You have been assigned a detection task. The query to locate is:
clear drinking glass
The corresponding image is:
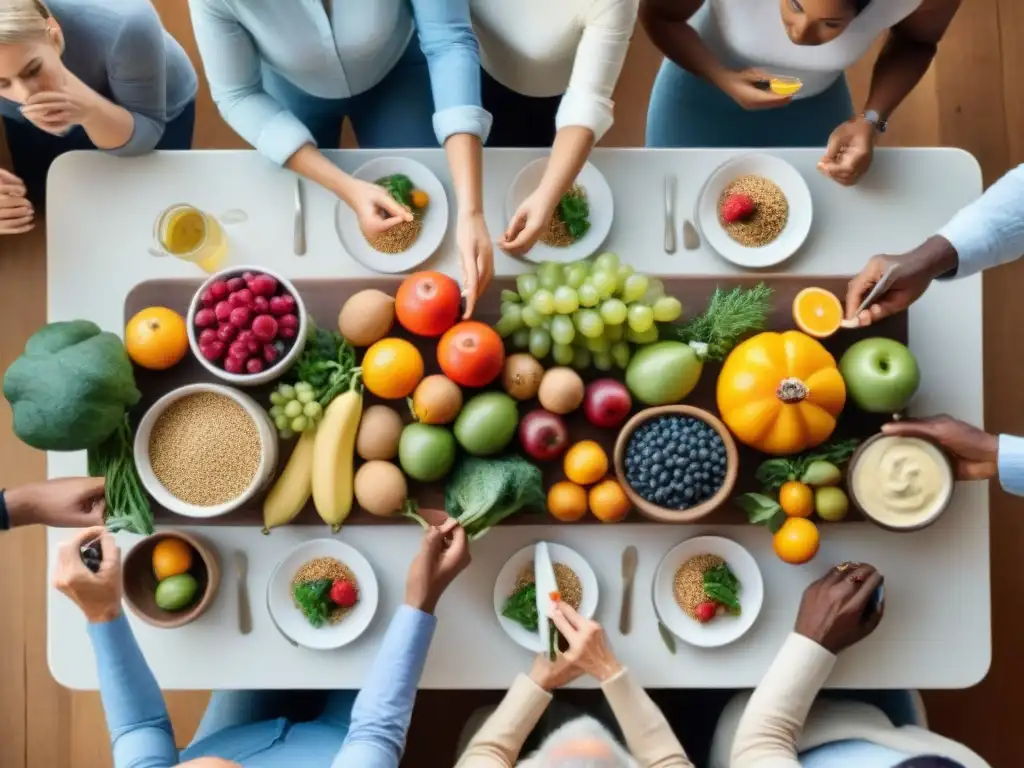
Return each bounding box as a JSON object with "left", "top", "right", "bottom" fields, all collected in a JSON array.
[{"left": 152, "top": 204, "right": 229, "bottom": 273}]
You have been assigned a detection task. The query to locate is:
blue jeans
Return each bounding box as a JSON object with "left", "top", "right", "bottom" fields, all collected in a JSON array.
[
  {"left": 189, "top": 690, "right": 358, "bottom": 746},
  {"left": 263, "top": 36, "right": 437, "bottom": 149},
  {"left": 645, "top": 60, "right": 854, "bottom": 148}
]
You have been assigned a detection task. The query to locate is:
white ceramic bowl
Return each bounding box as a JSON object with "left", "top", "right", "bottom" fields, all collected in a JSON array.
[
  {"left": 334, "top": 157, "right": 449, "bottom": 273},
  {"left": 267, "top": 539, "right": 379, "bottom": 651},
  {"left": 186, "top": 265, "right": 308, "bottom": 387},
  {"left": 505, "top": 158, "right": 613, "bottom": 263},
  {"left": 695, "top": 153, "right": 812, "bottom": 269},
  {"left": 653, "top": 536, "right": 764, "bottom": 648},
  {"left": 493, "top": 542, "right": 599, "bottom": 654},
  {"left": 134, "top": 383, "right": 279, "bottom": 519}
]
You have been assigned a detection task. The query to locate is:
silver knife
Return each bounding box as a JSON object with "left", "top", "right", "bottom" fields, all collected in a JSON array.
[
  {"left": 235, "top": 550, "right": 253, "bottom": 635},
  {"left": 841, "top": 264, "right": 899, "bottom": 328},
  {"left": 619, "top": 546, "right": 637, "bottom": 635},
  {"left": 534, "top": 542, "right": 559, "bottom": 659},
  {"left": 653, "top": 579, "right": 676, "bottom": 654},
  {"left": 293, "top": 178, "right": 306, "bottom": 256},
  {"left": 664, "top": 174, "right": 677, "bottom": 253}
]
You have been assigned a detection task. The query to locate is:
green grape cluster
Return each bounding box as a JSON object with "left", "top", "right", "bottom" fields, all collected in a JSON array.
[
  {"left": 269, "top": 381, "right": 324, "bottom": 439},
  {"left": 494, "top": 255, "right": 683, "bottom": 371}
]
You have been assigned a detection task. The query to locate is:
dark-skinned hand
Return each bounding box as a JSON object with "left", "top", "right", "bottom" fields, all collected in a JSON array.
[
  {"left": 794, "top": 562, "right": 884, "bottom": 654},
  {"left": 883, "top": 416, "right": 998, "bottom": 481}
]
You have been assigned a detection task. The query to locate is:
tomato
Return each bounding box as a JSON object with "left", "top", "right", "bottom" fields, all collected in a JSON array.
[
  {"left": 437, "top": 321, "right": 505, "bottom": 388},
  {"left": 394, "top": 271, "right": 461, "bottom": 337}
]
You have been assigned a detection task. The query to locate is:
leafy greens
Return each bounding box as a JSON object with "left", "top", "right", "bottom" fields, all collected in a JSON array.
[
  {"left": 444, "top": 455, "right": 545, "bottom": 539},
  {"left": 558, "top": 185, "right": 591, "bottom": 241},
  {"left": 293, "top": 579, "right": 334, "bottom": 628},
  {"left": 703, "top": 563, "right": 741, "bottom": 614},
  {"left": 376, "top": 174, "right": 415, "bottom": 208},
  {"left": 754, "top": 439, "right": 859, "bottom": 491},
  {"left": 661, "top": 283, "right": 774, "bottom": 361},
  {"left": 501, "top": 582, "right": 539, "bottom": 631},
  {"left": 292, "top": 327, "right": 358, "bottom": 408}
]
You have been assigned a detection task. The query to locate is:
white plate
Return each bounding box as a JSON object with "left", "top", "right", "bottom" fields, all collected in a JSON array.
[
  {"left": 505, "top": 159, "right": 613, "bottom": 263},
  {"left": 493, "top": 542, "right": 599, "bottom": 654},
  {"left": 695, "top": 153, "right": 812, "bottom": 269},
  {"left": 335, "top": 157, "right": 449, "bottom": 274},
  {"left": 653, "top": 536, "right": 763, "bottom": 648},
  {"left": 267, "top": 539, "right": 379, "bottom": 651}
]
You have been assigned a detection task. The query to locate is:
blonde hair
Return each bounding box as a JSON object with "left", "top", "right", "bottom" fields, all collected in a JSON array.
[{"left": 0, "top": 0, "right": 53, "bottom": 44}]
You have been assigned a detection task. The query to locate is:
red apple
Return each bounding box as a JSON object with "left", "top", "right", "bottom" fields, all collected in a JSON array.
[
  {"left": 584, "top": 379, "right": 632, "bottom": 428},
  {"left": 518, "top": 410, "right": 569, "bottom": 461}
]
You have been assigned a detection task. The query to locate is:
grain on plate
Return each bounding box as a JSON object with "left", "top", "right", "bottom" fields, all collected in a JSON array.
[
  {"left": 149, "top": 392, "right": 261, "bottom": 506},
  {"left": 368, "top": 219, "right": 422, "bottom": 254},
  {"left": 674, "top": 553, "right": 724, "bottom": 620},
  {"left": 516, "top": 562, "right": 582, "bottom": 610},
  {"left": 292, "top": 557, "right": 360, "bottom": 624},
  {"left": 718, "top": 175, "right": 788, "bottom": 247}
]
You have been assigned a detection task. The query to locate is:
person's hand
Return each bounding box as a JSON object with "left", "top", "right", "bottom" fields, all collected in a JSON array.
[
  {"left": 882, "top": 416, "right": 998, "bottom": 481},
  {"left": 19, "top": 74, "right": 97, "bottom": 136},
  {"left": 4, "top": 477, "right": 105, "bottom": 529},
  {"left": 528, "top": 650, "right": 584, "bottom": 691},
  {"left": 713, "top": 68, "right": 793, "bottom": 111},
  {"left": 794, "top": 562, "right": 884, "bottom": 654},
  {"left": 0, "top": 169, "right": 33, "bottom": 235},
  {"left": 547, "top": 602, "right": 622, "bottom": 683},
  {"left": 499, "top": 187, "right": 558, "bottom": 257},
  {"left": 457, "top": 211, "right": 494, "bottom": 319},
  {"left": 404, "top": 508, "right": 471, "bottom": 614},
  {"left": 53, "top": 527, "right": 122, "bottom": 624},
  {"left": 341, "top": 177, "right": 414, "bottom": 240},
  {"left": 818, "top": 117, "right": 877, "bottom": 186},
  {"left": 845, "top": 237, "right": 958, "bottom": 327}
]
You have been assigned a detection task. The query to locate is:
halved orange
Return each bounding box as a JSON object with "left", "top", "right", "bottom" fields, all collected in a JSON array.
[{"left": 793, "top": 287, "right": 843, "bottom": 339}]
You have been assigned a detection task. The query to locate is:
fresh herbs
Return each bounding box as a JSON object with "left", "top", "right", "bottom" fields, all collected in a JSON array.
[
  {"left": 444, "top": 455, "right": 546, "bottom": 539},
  {"left": 501, "top": 582, "right": 539, "bottom": 631},
  {"left": 87, "top": 417, "right": 154, "bottom": 535},
  {"left": 703, "top": 563, "right": 741, "bottom": 614},
  {"left": 293, "top": 328, "right": 358, "bottom": 408},
  {"left": 754, "top": 439, "right": 859, "bottom": 491},
  {"left": 376, "top": 174, "right": 415, "bottom": 209},
  {"left": 293, "top": 579, "right": 334, "bottom": 628},
  {"left": 558, "top": 185, "right": 591, "bottom": 241},
  {"left": 661, "top": 283, "right": 774, "bottom": 361}
]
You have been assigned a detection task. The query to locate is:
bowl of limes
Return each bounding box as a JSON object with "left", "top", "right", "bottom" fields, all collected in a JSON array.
[{"left": 122, "top": 531, "right": 220, "bottom": 629}]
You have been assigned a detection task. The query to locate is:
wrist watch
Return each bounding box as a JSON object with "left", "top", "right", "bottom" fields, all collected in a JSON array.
[{"left": 862, "top": 110, "right": 888, "bottom": 134}]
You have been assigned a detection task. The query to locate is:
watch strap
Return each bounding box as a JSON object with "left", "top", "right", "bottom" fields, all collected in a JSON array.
[{"left": 862, "top": 110, "right": 888, "bottom": 133}]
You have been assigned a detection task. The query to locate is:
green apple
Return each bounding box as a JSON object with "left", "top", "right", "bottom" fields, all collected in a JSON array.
[
  {"left": 399, "top": 424, "right": 456, "bottom": 482},
  {"left": 839, "top": 338, "right": 920, "bottom": 413}
]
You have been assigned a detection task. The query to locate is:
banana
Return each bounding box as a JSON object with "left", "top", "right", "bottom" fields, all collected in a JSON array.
[
  {"left": 262, "top": 429, "right": 316, "bottom": 533},
  {"left": 312, "top": 387, "right": 363, "bottom": 532}
]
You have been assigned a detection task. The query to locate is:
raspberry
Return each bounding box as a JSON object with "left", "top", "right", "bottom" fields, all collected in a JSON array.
[
  {"left": 720, "top": 193, "right": 757, "bottom": 223},
  {"left": 330, "top": 579, "right": 358, "bottom": 608},
  {"left": 695, "top": 601, "right": 717, "bottom": 623}
]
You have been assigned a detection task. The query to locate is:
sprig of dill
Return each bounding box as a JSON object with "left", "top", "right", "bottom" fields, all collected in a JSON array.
[{"left": 661, "top": 283, "right": 773, "bottom": 361}]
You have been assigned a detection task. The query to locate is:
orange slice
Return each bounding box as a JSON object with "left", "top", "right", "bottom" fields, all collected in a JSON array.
[{"left": 793, "top": 287, "right": 843, "bottom": 339}]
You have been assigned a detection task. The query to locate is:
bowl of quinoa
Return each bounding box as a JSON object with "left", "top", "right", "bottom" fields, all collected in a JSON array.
[{"left": 134, "top": 383, "right": 278, "bottom": 519}]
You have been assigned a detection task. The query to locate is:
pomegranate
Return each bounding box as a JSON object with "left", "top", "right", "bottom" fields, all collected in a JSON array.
[{"left": 395, "top": 271, "right": 461, "bottom": 337}]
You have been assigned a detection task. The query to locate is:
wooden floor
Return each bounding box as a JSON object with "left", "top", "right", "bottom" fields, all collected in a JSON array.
[{"left": 2, "top": 1, "right": 1022, "bottom": 765}]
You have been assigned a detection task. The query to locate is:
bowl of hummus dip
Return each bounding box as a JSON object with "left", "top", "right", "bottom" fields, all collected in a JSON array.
[{"left": 848, "top": 434, "right": 956, "bottom": 532}]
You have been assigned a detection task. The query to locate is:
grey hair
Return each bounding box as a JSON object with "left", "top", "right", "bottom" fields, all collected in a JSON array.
[
  {"left": 531, "top": 717, "right": 639, "bottom": 768},
  {"left": 0, "top": 0, "right": 52, "bottom": 45}
]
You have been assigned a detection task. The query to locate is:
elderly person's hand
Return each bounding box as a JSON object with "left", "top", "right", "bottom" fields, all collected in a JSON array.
[
  {"left": 548, "top": 602, "right": 623, "bottom": 682},
  {"left": 52, "top": 527, "right": 121, "bottom": 624},
  {"left": 404, "top": 508, "right": 471, "bottom": 614},
  {"left": 794, "top": 562, "right": 884, "bottom": 654}
]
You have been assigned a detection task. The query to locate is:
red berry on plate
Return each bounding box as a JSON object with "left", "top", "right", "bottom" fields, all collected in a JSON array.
[
  {"left": 268, "top": 295, "right": 289, "bottom": 316},
  {"left": 279, "top": 295, "right": 297, "bottom": 314},
  {"left": 695, "top": 602, "right": 717, "bottom": 623},
  {"left": 198, "top": 328, "right": 218, "bottom": 346},
  {"left": 199, "top": 342, "right": 225, "bottom": 362},
  {"left": 229, "top": 306, "right": 251, "bottom": 329},
  {"left": 279, "top": 313, "right": 299, "bottom": 331},
  {"left": 194, "top": 308, "right": 216, "bottom": 328},
  {"left": 226, "top": 276, "right": 246, "bottom": 292},
  {"left": 251, "top": 314, "right": 278, "bottom": 342},
  {"left": 210, "top": 280, "right": 229, "bottom": 300},
  {"left": 214, "top": 301, "right": 232, "bottom": 322},
  {"left": 245, "top": 357, "right": 264, "bottom": 374},
  {"left": 329, "top": 579, "right": 357, "bottom": 608},
  {"left": 720, "top": 193, "right": 757, "bottom": 224},
  {"left": 246, "top": 336, "right": 262, "bottom": 353},
  {"left": 224, "top": 355, "right": 245, "bottom": 374},
  {"left": 250, "top": 274, "right": 278, "bottom": 297},
  {"left": 242, "top": 271, "right": 256, "bottom": 282},
  {"left": 216, "top": 323, "right": 237, "bottom": 342},
  {"left": 253, "top": 296, "right": 270, "bottom": 314},
  {"left": 201, "top": 289, "right": 215, "bottom": 308},
  {"left": 279, "top": 326, "right": 297, "bottom": 340},
  {"left": 228, "top": 340, "right": 248, "bottom": 360},
  {"left": 234, "top": 288, "right": 254, "bottom": 308},
  {"left": 263, "top": 343, "right": 280, "bottom": 363}
]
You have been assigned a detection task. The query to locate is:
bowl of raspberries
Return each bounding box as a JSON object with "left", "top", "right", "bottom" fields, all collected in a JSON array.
[{"left": 187, "top": 266, "right": 308, "bottom": 386}]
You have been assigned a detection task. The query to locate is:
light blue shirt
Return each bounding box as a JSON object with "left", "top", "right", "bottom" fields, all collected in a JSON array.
[
  {"left": 188, "top": 0, "right": 492, "bottom": 165},
  {"left": 88, "top": 606, "right": 436, "bottom": 768},
  {"left": 936, "top": 163, "right": 1024, "bottom": 497}
]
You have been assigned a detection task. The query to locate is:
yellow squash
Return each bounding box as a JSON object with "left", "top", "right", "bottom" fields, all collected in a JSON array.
[
  {"left": 312, "top": 388, "right": 363, "bottom": 532},
  {"left": 716, "top": 330, "right": 845, "bottom": 456},
  {"left": 262, "top": 429, "right": 316, "bottom": 533}
]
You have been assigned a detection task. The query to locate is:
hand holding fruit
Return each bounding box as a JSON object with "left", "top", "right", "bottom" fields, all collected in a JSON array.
[
  {"left": 713, "top": 68, "right": 793, "bottom": 111},
  {"left": 882, "top": 416, "right": 998, "bottom": 481},
  {"left": 0, "top": 169, "right": 33, "bottom": 235},
  {"left": 342, "top": 177, "right": 414, "bottom": 239},
  {"left": 547, "top": 602, "right": 622, "bottom": 683},
  {"left": 53, "top": 527, "right": 122, "bottom": 624},
  {"left": 818, "top": 117, "right": 876, "bottom": 186},
  {"left": 404, "top": 509, "right": 471, "bottom": 614},
  {"left": 794, "top": 562, "right": 884, "bottom": 654},
  {"left": 3, "top": 477, "right": 105, "bottom": 529},
  {"left": 456, "top": 211, "right": 494, "bottom": 319}
]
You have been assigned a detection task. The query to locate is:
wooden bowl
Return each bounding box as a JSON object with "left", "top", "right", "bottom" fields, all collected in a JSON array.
[
  {"left": 122, "top": 531, "right": 220, "bottom": 629},
  {"left": 613, "top": 405, "right": 739, "bottom": 523}
]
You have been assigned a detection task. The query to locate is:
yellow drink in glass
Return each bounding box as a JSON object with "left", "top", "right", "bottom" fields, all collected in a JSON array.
[
  {"left": 769, "top": 76, "right": 803, "bottom": 97},
  {"left": 154, "top": 204, "right": 228, "bottom": 273}
]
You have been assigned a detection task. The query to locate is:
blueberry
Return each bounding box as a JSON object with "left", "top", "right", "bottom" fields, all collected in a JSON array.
[
  {"left": 683, "top": 474, "right": 693, "bottom": 486},
  {"left": 651, "top": 450, "right": 663, "bottom": 463},
  {"left": 659, "top": 471, "right": 670, "bottom": 484},
  {"left": 683, "top": 487, "right": 695, "bottom": 500},
  {"left": 702, "top": 484, "right": 712, "bottom": 496},
  {"left": 689, "top": 450, "right": 698, "bottom": 460},
  {"left": 673, "top": 468, "right": 683, "bottom": 480}
]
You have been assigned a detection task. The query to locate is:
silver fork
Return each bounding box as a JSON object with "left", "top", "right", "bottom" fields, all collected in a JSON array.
[{"left": 664, "top": 174, "right": 677, "bottom": 254}]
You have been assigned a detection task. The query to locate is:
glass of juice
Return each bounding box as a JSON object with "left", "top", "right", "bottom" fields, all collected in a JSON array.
[
  {"left": 768, "top": 76, "right": 803, "bottom": 97},
  {"left": 152, "top": 204, "right": 228, "bottom": 273}
]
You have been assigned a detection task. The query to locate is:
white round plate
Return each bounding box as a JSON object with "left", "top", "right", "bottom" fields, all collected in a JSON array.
[
  {"left": 653, "top": 536, "right": 763, "bottom": 648},
  {"left": 335, "top": 156, "right": 449, "bottom": 274},
  {"left": 695, "top": 153, "right": 812, "bottom": 269},
  {"left": 505, "top": 158, "right": 613, "bottom": 263},
  {"left": 267, "top": 539, "right": 379, "bottom": 651},
  {"left": 493, "top": 542, "right": 599, "bottom": 654}
]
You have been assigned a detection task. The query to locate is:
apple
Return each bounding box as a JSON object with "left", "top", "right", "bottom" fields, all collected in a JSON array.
[
  {"left": 518, "top": 410, "right": 569, "bottom": 461},
  {"left": 584, "top": 379, "right": 632, "bottom": 428},
  {"left": 839, "top": 338, "right": 920, "bottom": 414}
]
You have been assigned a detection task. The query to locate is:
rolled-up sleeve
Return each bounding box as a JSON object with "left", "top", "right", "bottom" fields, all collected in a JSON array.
[
  {"left": 188, "top": 0, "right": 314, "bottom": 165},
  {"left": 554, "top": 0, "right": 638, "bottom": 142},
  {"left": 411, "top": 0, "right": 492, "bottom": 145}
]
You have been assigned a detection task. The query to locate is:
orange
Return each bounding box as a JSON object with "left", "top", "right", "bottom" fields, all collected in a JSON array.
[
  {"left": 563, "top": 440, "right": 608, "bottom": 486},
  {"left": 152, "top": 538, "right": 193, "bottom": 581},
  {"left": 792, "top": 287, "right": 843, "bottom": 339},
  {"left": 773, "top": 517, "right": 820, "bottom": 565},
  {"left": 779, "top": 481, "right": 814, "bottom": 518},
  {"left": 547, "top": 481, "right": 588, "bottom": 522},
  {"left": 125, "top": 307, "right": 188, "bottom": 370},
  {"left": 361, "top": 338, "right": 424, "bottom": 399},
  {"left": 588, "top": 478, "right": 631, "bottom": 523}
]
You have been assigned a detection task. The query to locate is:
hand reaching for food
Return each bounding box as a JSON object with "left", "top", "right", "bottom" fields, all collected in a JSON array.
[
  {"left": 53, "top": 527, "right": 122, "bottom": 624},
  {"left": 547, "top": 601, "right": 623, "bottom": 683},
  {"left": 794, "top": 562, "right": 884, "bottom": 654},
  {"left": 404, "top": 508, "right": 471, "bottom": 614},
  {"left": 0, "top": 169, "right": 33, "bottom": 235},
  {"left": 344, "top": 177, "right": 414, "bottom": 239},
  {"left": 500, "top": 188, "right": 557, "bottom": 256},
  {"left": 457, "top": 211, "right": 494, "bottom": 319},
  {"left": 818, "top": 118, "right": 876, "bottom": 186},
  {"left": 882, "top": 416, "right": 998, "bottom": 481},
  {"left": 3, "top": 477, "right": 105, "bottom": 529}
]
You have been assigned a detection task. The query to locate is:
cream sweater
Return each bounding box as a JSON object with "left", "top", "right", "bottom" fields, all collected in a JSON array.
[{"left": 455, "top": 668, "right": 693, "bottom": 767}]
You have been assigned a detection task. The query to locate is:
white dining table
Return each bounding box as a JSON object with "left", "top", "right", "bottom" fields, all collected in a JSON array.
[{"left": 44, "top": 147, "right": 988, "bottom": 691}]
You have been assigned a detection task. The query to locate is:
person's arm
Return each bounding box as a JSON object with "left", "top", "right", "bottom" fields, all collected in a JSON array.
[
  {"left": 730, "top": 633, "right": 836, "bottom": 768},
  {"left": 88, "top": 614, "right": 179, "bottom": 768},
  {"left": 454, "top": 674, "right": 553, "bottom": 768},
  {"left": 601, "top": 668, "right": 694, "bottom": 767},
  {"left": 639, "top": 0, "right": 727, "bottom": 84},
  {"left": 329, "top": 606, "right": 436, "bottom": 768},
  {"left": 998, "top": 435, "right": 1024, "bottom": 497}
]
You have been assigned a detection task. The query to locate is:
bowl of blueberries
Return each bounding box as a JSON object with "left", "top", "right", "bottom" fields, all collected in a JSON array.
[{"left": 613, "top": 405, "right": 738, "bottom": 523}]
